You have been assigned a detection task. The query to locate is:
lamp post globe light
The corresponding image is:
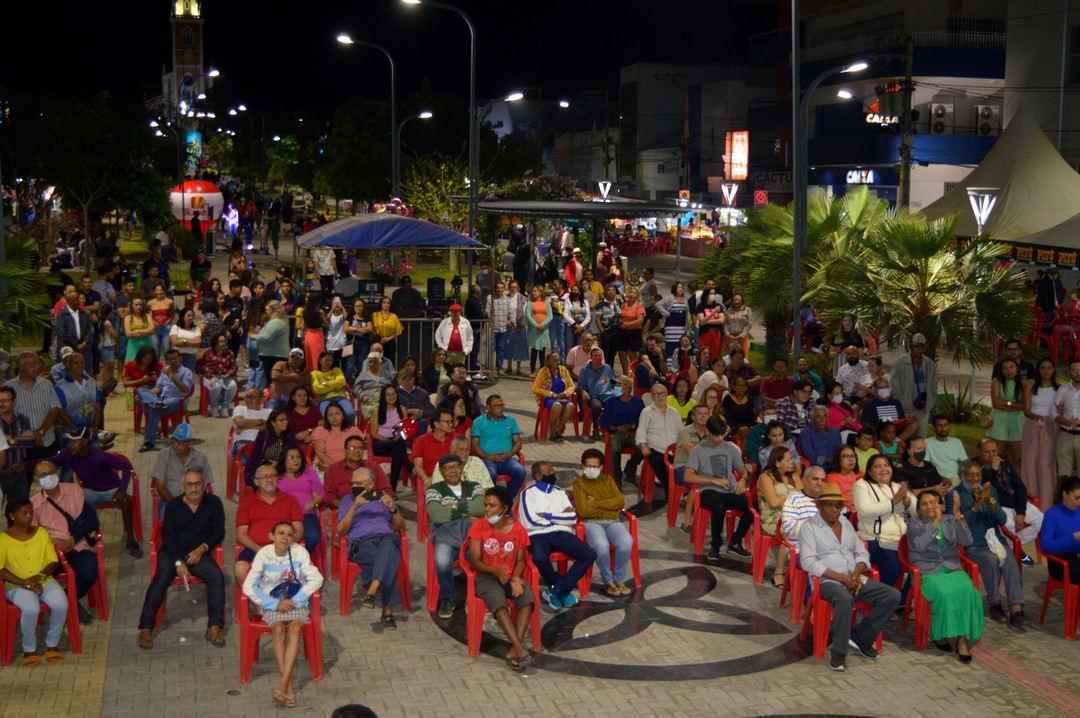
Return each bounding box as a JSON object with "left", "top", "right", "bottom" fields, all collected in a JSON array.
[
  {"left": 791, "top": 60, "right": 869, "bottom": 357},
  {"left": 966, "top": 187, "right": 999, "bottom": 236},
  {"left": 337, "top": 33, "right": 398, "bottom": 197}
]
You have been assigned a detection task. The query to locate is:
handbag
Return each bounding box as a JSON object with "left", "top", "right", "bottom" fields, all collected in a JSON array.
[
  {"left": 47, "top": 497, "right": 99, "bottom": 547},
  {"left": 269, "top": 546, "right": 303, "bottom": 599},
  {"left": 985, "top": 528, "right": 1007, "bottom": 566},
  {"left": 125, "top": 388, "right": 135, "bottom": 411}
]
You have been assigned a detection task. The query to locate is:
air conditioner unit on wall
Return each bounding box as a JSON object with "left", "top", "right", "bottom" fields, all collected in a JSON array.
[
  {"left": 929, "top": 103, "right": 954, "bottom": 135},
  {"left": 975, "top": 105, "right": 1002, "bottom": 136}
]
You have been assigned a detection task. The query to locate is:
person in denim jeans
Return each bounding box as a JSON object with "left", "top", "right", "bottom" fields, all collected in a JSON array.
[
  {"left": 470, "top": 394, "right": 526, "bottom": 496},
  {"left": 573, "top": 449, "right": 634, "bottom": 596}
]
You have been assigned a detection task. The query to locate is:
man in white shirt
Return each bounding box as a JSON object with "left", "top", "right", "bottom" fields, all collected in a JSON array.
[
  {"left": 924, "top": 415, "right": 968, "bottom": 487},
  {"left": 517, "top": 461, "right": 597, "bottom": 611},
  {"left": 231, "top": 389, "right": 270, "bottom": 457},
  {"left": 834, "top": 345, "right": 871, "bottom": 400},
  {"left": 636, "top": 384, "right": 682, "bottom": 501}
]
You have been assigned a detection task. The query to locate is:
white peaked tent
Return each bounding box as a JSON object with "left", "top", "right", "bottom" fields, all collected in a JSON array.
[{"left": 922, "top": 105, "right": 1080, "bottom": 239}]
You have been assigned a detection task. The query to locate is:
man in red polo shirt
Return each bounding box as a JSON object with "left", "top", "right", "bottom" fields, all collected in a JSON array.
[
  {"left": 412, "top": 407, "right": 456, "bottom": 488},
  {"left": 324, "top": 435, "right": 391, "bottom": 508},
  {"left": 233, "top": 461, "right": 304, "bottom": 583}
]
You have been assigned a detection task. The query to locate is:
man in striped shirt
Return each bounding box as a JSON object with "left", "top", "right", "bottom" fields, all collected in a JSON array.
[
  {"left": 5, "top": 352, "right": 66, "bottom": 466},
  {"left": 486, "top": 282, "right": 514, "bottom": 375},
  {"left": 781, "top": 465, "right": 826, "bottom": 547}
]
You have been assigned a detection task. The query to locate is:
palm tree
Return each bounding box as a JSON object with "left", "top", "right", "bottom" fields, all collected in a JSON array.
[
  {"left": 806, "top": 212, "right": 1032, "bottom": 365},
  {"left": 0, "top": 234, "right": 59, "bottom": 349},
  {"left": 701, "top": 186, "right": 890, "bottom": 363}
]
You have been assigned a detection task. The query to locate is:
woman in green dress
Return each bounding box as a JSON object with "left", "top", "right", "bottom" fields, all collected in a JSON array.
[
  {"left": 123, "top": 295, "right": 155, "bottom": 362},
  {"left": 987, "top": 357, "right": 1025, "bottom": 472},
  {"left": 906, "top": 491, "right": 983, "bottom": 663}
]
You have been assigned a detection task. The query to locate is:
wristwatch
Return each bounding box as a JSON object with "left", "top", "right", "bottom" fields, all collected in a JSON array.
[{"left": 175, "top": 560, "right": 183, "bottom": 567}]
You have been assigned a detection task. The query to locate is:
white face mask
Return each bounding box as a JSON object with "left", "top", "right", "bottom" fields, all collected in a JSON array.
[
  {"left": 486, "top": 513, "right": 503, "bottom": 526},
  {"left": 877, "top": 388, "right": 891, "bottom": 400},
  {"left": 583, "top": 466, "right": 602, "bottom": 479},
  {"left": 39, "top": 474, "right": 60, "bottom": 491},
  {"left": 830, "top": 394, "right": 844, "bottom": 404}
]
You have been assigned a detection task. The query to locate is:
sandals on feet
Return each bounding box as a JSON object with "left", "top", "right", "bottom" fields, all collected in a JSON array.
[
  {"left": 604, "top": 583, "right": 621, "bottom": 597},
  {"left": 44, "top": 648, "right": 62, "bottom": 663},
  {"left": 617, "top": 582, "right": 632, "bottom": 595},
  {"left": 22, "top": 653, "right": 40, "bottom": 667},
  {"left": 284, "top": 693, "right": 298, "bottom": 708},
  {"left": 771, "top": 573, "right": 786, "bottom": 589},
  {"left": 506, "top": 653, "right": 529, "bottom": 671}
]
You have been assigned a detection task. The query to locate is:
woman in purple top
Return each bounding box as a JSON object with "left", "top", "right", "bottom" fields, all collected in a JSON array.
[
  {"left": 277, "top": 446, "right": 326, "bottom": 554},
  {"left": 366, "top": 385, "right": 411, "bottom": 495},
  {"left": 285, "top": 385, "right": 322, "bottom": 446},
  {"left": 245, "top": 410, "right": 298, "bottom": 487}
]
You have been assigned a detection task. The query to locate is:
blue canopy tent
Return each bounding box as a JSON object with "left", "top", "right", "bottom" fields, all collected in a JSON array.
[{"left": 295, "top": 213, "right": 485, "bottom": 249}]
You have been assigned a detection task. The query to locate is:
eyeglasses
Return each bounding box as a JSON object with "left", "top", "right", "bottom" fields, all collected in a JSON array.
[
  {"left": 255, "top": 473, "right": 278, "bottom": 481},
  {"left": 840, "top": 454, "right": 856, "bottom": 460},
  {"left": 346, "top": 445, "right": 365, "bottom": 452}
]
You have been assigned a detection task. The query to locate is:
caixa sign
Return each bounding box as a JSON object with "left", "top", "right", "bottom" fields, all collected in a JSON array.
[{"left": 846, "top": 169, "right": 876, "bottom": 184}]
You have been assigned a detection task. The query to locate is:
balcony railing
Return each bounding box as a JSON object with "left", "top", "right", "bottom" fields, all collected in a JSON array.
[{"left": 803, "top": 30, "right": 1005, "bottom": 63}]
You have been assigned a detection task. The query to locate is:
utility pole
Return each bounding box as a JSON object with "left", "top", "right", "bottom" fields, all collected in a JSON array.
[{"left": 898, "top": 36, "right": 914, "bottom": 208}]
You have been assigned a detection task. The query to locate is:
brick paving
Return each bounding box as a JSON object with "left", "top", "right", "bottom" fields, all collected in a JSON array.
[{"left": 0, "top": 237, "right": 1077, "bottom": 718}]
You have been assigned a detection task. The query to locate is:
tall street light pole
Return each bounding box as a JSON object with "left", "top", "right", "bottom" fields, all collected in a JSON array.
[
  {"left": 791, "top": 58, "right": 868, "bottom": 357},
  {"left": 337, "top": 34, "right": 397, "bottom": 197},
  {"left": 403, "top": 0, "right": 475, "bottom": 234},
  {"left": 397, "top": 111, "right": 434, "bottom": 185}
]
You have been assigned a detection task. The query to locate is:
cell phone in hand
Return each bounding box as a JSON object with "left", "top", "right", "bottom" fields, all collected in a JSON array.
[{"left": 364, "top": 490, "right": 384, "bottom": 502}]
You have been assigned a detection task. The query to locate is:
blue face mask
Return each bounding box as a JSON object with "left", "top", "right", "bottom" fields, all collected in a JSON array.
[{"left": 613, "top": 386, "right": 624, "bottom": 397}]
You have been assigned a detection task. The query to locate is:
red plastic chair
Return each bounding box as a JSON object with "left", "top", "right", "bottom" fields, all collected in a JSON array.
[
  {"left": 689, "top": 485, "right": 749, "bottom": 556},
  {"left": 148, "top": 520, "right": 225, "bottom": 629},
  {"left": 337, "top": 526, "right": 412, "bottom": 616},
  {"left": 744, "top": 487, "right": 774, "bottom": 585},
  {"left": 0, "top": 551, "right": 82, "bottom": 664},
  {"left": 777, "top": 528, "right": 809, "bottom": 624},
  {"left": 234, "top": 444, "right": 255, "bottom": 502},
  {"left": 581, "top": 401, "right": 594, "bottom": 437},
  {"left": 238, "top": 586, "right": 323, "bottom": 684},
  {"left": 629, "top": 360, "right": 648, "bottom": 397},
  {"left": 896, "top": 535, "right": 980, "bottom": 649},
  {"left": 532, "top": 394, "right": 581, "bottom": 441},
  {"left": 1038, "top": 537, "right": 1079, "bottom": 641},
  {"left": 800, "top": 568, "right": 884, "bottom": 659},
  {"left": 576, "top": 510, "right": 641, "bottom": 598},
  {"left": 80, "top": 452, "right": 143, "bottom": 543},
  {"left": 459, "top": 542, "right": 542, "bottom": 657},
  {"left": 662, "top": 443, "right": 686, "bottom": 528}
]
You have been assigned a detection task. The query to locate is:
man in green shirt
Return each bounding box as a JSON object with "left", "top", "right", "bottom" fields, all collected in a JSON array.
[
  {"left": 924, "top": 415, "right": 968, "bottom": 487},
  {"left": 425, "top": 453, "right": 485, "bottom": 620}
]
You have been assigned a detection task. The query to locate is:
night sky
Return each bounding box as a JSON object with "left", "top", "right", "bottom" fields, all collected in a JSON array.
[{"left": 3, "top": 1, "right": 776, "bottom": 119}]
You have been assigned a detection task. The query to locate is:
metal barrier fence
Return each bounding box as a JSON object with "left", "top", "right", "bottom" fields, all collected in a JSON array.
[{"left": 392, "top": 316, "right": 494, "bottom": 382}]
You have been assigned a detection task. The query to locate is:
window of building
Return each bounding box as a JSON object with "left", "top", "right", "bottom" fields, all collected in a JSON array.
[{"left": 1070, "top": 26, "right": 1080, "bottom": 85}]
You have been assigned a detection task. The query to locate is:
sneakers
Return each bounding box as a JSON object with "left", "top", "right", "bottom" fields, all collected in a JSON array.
[
  {"left": 360, "top": 593, "right": 377, "bottom": 610},
  {"left": 541, "top": 588, "right": 563, "bottom": 611},
  {"left": 729, "top": 543, "right": 751, "bottom": 558},
  {"left": 151, "top": 401, "right": 169, "bottom": 413},
  {"left": 77, "top": 603, "right": 94, "bottom": 626},
  {"left": 126, "top": 541, "right": 144, "bottom": 559},
  {"left": 848, "top": 638, "right": 879, "bottom": 660},
  {"left": 989, "top": 605, "right": 1008, "bottom": 623},
  {"left": 829, "top": 651, "right": 847, "bottom": 672},
  {"left": 1021, "top": 553, "right": 1035, "bottom": 567},
  {"left": 381, "top": 614, "right": 397, "bottom": 630},
  {"left": 138, "top": 442, "right": 156, "bottom": 453},
  {"left": 559, "top": 591, "right": 579, "bottom": 608},
  {"left": 705, "top": 548, "right": 724, "bottom": 564},
  {"left": 1009, "top": 610, "right": 1028, "bottom": 627},
  {"left": 436, "top": 600, "right": 455, "bottom": 620}
]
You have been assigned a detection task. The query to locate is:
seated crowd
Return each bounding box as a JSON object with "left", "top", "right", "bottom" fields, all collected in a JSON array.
[{"left": 4, "top": 246, "right": 1079, "bottom": 691}]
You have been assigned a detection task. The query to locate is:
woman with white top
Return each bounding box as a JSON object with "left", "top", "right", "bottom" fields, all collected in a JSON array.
[
  {"left": 853, "top": 454, "right": 917, "bottom": 606},
  {"left": 241, "top": 521, "right": 323, "bottom": 708},
  {"left": 324, "top": 296, "right": 347, "bottom": 367},
  {"left": 169, "top": 308, "right": 202, "bottom": 373},
  {"left": 1022, "top": 357, "right": 1059, "bottom": 509}
]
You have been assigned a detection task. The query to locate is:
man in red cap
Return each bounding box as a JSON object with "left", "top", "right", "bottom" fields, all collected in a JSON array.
[{"left": 434, "top": 303, "right": 473, "bottom": 367}]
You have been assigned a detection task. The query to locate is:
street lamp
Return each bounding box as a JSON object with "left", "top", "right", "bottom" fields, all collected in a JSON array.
[
  {"left": 337, "top": 33, "right": 398, "bottom": 197},
  {"left": 228, "top": 104, "right": 266, "bottom": 177},
  {"left": 791, "top": 59, "right": 869, "bottom": 357},
  {"left": 966, "top": 187, "right": 999, "bottom": 236},
  {"left": 403, "top": 0, "right": 477, "bottom": 233},
  {"left": 397, "top": 112, "right": 434, "bottom": 185},
  {"left": 558, "top": 98, "right": 613, "bottom": 180}
]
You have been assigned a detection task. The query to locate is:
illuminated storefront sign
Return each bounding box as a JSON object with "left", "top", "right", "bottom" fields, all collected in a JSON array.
[
  {"left": 846, "top": 169, "right": 875, "bottom": 184},
  {"left": 725, "top": 131, "right": 749, "bottom": 181}
]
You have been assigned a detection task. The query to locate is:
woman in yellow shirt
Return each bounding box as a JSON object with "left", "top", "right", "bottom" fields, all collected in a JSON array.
[
  {"left": 0, "top": 499, "right": 69, "bottom": 666},
  {"left": 531, "top": 351, "right": 577, "bottom": 442},
  {"left": 371, "top": 296, "right": 404, "bottom": 364},
  {"left": 310, "top": 351, "right": 354, "bottom": 421}
]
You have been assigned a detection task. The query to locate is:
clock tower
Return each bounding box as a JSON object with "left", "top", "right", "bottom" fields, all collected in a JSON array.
[{"left": 162, "top": 0, "right": 210, "bottom": 108}]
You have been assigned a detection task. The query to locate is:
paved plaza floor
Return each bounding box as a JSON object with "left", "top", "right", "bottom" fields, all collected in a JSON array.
[{"left": 2, "top": 238, "right": 1078, "bottom": 718}]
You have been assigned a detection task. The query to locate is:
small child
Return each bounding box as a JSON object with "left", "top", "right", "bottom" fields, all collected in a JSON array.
[{"left": 874, "top": 421, "right": 905, "bottom": 464}]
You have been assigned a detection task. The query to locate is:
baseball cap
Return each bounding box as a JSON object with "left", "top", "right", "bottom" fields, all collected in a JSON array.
[
  {"left": 911, "top": 333, "right": 926, "bottom": 346},
  {"left": 449, "top": 303, "right": 462, "bottom": 312},
  {"left": 60, "top": 346, "right": 75, "bottom": 360},
  {"left": 289, "top": 347, "right": 305, "bottom": 359},
  {"left": 438, "top": 454, "right": 463, "bottom": 468},
  {"left": 170, "top": 423, "right": 195, "bottom": 442}
]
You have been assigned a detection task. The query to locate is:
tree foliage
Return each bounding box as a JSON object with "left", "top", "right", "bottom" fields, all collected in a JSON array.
[
  {"left": 701, "top": 186, "right": 1032, "bottom": 365},
  {"left": 0, "top": 235, "right": 60, "bottom": 346},
  {"left": 399, "top": 153, "right": 468, "bottom": 231}
]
